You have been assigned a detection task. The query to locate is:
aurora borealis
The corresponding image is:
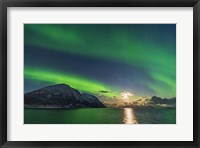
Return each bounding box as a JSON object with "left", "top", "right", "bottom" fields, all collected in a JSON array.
[{"left": 24, "top": 24, "right": 176, "bottom": 99}]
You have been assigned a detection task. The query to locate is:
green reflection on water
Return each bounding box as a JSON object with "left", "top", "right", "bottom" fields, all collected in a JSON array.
[{"left": 24, "top": 108, "right": 176, "bottom": 124}]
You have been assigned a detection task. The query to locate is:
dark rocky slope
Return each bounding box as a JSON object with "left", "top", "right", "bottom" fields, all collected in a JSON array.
[{"left": 24, "top": 84, "right": 105, "bottom": 108}]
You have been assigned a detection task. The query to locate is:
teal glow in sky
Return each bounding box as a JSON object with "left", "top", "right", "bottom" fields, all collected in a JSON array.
[{"left": 24, "top": 24, "right": 176, "bottom": 99}]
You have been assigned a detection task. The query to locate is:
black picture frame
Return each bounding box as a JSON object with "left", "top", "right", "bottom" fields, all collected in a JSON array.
[{"left": 0, "top": 0, "right": 199, "bottom": 147}]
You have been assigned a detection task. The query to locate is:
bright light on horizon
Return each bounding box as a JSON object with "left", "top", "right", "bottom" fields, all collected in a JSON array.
[{"left": 120, "top": 91, "right": 133, "bottom": 101}]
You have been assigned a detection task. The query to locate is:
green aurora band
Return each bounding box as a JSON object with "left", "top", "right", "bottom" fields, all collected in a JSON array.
[
  {"left": 24, "top": 24, "right": 176, "bottom": 98},
  {"left": 25, "top": 67, "right": 119, "bottom": 97}
]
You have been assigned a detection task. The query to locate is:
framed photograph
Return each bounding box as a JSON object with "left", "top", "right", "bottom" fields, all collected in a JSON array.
[{"left": 0, "top": 0, "right": 199, "bottom": 147}]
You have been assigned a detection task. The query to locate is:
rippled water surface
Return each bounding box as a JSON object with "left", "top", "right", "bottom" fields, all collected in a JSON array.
[{"left": 24, "top": 108, "right": 176, "bottom": 124}]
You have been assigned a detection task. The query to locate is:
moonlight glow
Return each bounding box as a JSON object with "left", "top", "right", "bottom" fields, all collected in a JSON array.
[{"left": 120, "top": 91, "right": 133, "bottom": 101}]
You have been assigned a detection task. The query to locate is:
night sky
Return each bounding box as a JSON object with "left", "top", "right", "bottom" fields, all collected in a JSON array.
[{"left": 24, "top": 24, "right": 176, "bottom": 99}]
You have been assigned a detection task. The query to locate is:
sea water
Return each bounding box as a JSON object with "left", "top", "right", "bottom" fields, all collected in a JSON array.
[{"left": 24, "top": 108, "right": 176, "bottom": 124}]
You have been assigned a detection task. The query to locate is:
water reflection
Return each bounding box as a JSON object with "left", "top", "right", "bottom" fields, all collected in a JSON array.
[{"left": 123, "top": 108, "right": 138, "bottom": 124}]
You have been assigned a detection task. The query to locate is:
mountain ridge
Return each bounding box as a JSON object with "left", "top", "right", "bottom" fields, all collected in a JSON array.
[{"left": 24, "top": 84, "right": 106, "bottom": 109}]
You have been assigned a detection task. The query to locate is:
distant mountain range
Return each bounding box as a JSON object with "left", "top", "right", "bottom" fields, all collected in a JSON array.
[
  {"left": 102, "top": 96, "right": 176, "bottom": 108},
  {"left": 24, "top": 84, "right": 105, "bottom": 109},
  {"left": 149, "top": 96, "right": 176, "bottom": 105},
  {"left": 24, "top": 84, "right": 176, "bottom": 109}
]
